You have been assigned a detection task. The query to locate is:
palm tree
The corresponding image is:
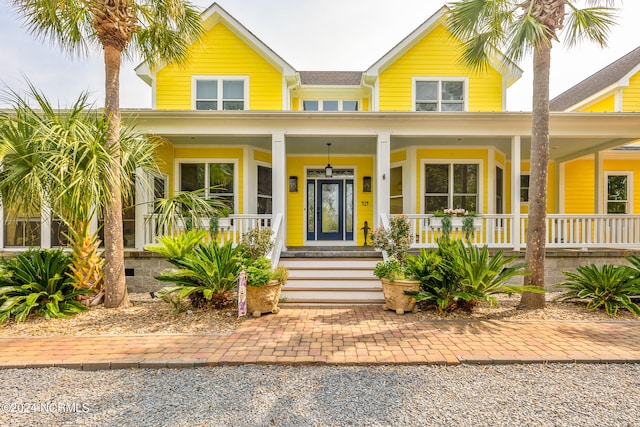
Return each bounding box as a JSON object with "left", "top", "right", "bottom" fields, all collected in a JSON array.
[
  {"left": 0, "top": 83, "right": 159, "bottom": 305},
  {"left": 447, "top": 0, "right": 617, "bottom": 309},
  {"left": 10, "top": 0, "right": 203, "bottom": 308}
]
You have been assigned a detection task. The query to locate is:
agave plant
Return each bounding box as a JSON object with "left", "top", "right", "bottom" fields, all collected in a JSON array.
[
  {"left": 0, "top": 249, "right": 89, "bottom": 323},
  {"left": 155, "top": 240, "right": 243, "bottom": 310},
  {"left": 559, "top": 263, "right": 640, "bottom": 317}
]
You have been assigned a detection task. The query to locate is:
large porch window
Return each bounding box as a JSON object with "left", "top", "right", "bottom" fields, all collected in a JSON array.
[
  {"left": 424, "top": 163, "right": 479, "bottom": 213},
  {"left": 4, "top": 214, "right": 40, "bottom": 247},
  {"left": 606, "top": 173, "right": 631, "bottom": 214},
  {"left": 390, "top": 166, "right": 403, "bottom": 214},
  {"left": 179, "top": 162, "right": 236, "bottom": 212}
]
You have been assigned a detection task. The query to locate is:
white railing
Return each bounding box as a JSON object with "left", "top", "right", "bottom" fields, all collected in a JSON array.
[
  {"left": 385, "top": 213, "right": 640, "bottom": 250},
  {"left": 143, "top": 214, "right": 273, "bottom": 247},
  {"left": 268, "top": 213, "right": 284, "bottom": 269}
]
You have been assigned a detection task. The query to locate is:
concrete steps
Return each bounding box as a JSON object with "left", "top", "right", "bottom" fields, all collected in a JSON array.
[{"left": 279, "top": 252, "right": 384, "bottom": 306}]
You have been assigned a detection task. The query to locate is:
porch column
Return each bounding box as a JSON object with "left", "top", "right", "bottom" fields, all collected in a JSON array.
[
  {"left": 594, "top": 151, "right": 602, "bottom": 214},
  {"left": 134, "top": 170, "right": 147, "bottom": 250},
  {"left": 511, "top": 136, "right": 522, "bottom": 251},
  {"left": 272, "top": 132, "right": 287, "bottom": 244},
  {"left": 375, "top": 132, "right": 391, "bottom": 227}
]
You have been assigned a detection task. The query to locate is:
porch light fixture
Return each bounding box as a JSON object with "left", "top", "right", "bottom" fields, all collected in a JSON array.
[
  {"left": 289, "top": 176, "right": 298, "bottom": 192},
  {"left": 363, "top": 176, "right": 372, "bottom": 192},
  {"left": 325, "top": 143, "right": 333, "bottom": 177}
]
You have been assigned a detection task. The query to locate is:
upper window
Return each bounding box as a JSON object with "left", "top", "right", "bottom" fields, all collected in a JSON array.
[
  {"left": 194, "top": 77, "right": 247, "bottom": 111},
  {"left": 302, "top": 100, "right": 359, "bottom": 111},
  {"left": 415, "top": 79, "right": 465, "bottom": 112}
]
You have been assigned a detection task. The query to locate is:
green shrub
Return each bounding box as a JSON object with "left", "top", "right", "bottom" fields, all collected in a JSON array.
[
  {"left": 245, "top": 256, "right": 273, "bottom": 286},
  {"left": 145, "top": 229, "right": 208, "bottom": 261},
  {"left": 155, "top": 240, "right": 243, "bottom": 311},
  {"left": 559, "top": 263, "right": 640, "bottom": 317},
  {"left": 373, "top": 258, "right": 410, "bottom": 281},
  {"left": 370, "top": 215, "right": 412, "bottom": 264},
  {"left": 240, "top": 227, "right": 274, "bottom": 260},
  {"left": 405, "top": 238, "right": 533, "bottom": 315},
  {"left": 0, "top": 249, "right": 89, "bottom": 323}
]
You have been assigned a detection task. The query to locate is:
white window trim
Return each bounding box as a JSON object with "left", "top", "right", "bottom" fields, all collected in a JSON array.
[
  {"left": 412, "top": 77, "right": 468, "bottom": 112},
  {"left": 520, "top": 172, "right": 530, "bottom": 205},
  {"left": 175, "top": 158, "right": 239, "bottom": 213},
  {"left": 301, "top": 99, "right": 360, "bottom": 111},
  {"left": 192, "top": 75, "right": 249, "bottom": 111},
  {"left": 604, "top": 171, "right": 633, "bottom": 214},
  {"left": 420, "top": 159, "right": 484, "bottom": 214}
]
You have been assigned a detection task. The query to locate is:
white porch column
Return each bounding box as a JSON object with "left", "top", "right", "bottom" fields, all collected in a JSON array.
[
  {"left": 272, "top": 132, "right": 287, "bottom": 243},
  {"left": 375, "top": 132, "right": 391, "bottom": 227},
  {"left": 41, "top": 206, "right": 52, "bottom": 249},
  {"left": 594, "top": 151, "right": 602, "bottom": 214},
  {"left": 406, "top": 146, "right": 417, "bottom": 215},
  {"left": 511, "top": 136, "right": 522, "bottom": 251},
  {"left": 134, "top": 170, "right": 147, "bottom": 250}
]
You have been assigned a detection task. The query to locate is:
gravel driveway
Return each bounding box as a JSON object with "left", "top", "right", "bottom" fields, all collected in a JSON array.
[{"left": 1, "top": 364, "right": 638, "bottom": 426}]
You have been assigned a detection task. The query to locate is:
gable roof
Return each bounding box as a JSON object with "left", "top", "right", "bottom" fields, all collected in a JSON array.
[
  {"left": 550, "top": 46, "right": 640, "bottom": 111},
  {"left": 135, "top": 2, "right": 296, "bottom": 85},
  {"left": 364, "top": 6, "right": 522, "bottom": 87},
  {"left": 299, "top": 71, "right": 363, "bottom": 86}
]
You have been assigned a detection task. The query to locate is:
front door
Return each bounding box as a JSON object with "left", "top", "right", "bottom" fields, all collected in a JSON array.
[
  {"left": 306, "top": 171, "right": 354, "bottom": 242},
  {"left": 317, "top": 180, "right": 343, "bottom": 240}
]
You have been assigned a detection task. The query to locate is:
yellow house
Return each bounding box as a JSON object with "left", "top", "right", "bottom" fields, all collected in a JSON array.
[{"left": 4, "top": 3, "right": 640, "bottom": 261}]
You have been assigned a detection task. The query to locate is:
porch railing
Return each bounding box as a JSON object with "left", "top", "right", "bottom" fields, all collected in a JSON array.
[
  {"left": 143, "top": 214, "right": 274, "bottom": 247},
  {"left": 385, "top": 214, "right": 640, "bottom": 250}
]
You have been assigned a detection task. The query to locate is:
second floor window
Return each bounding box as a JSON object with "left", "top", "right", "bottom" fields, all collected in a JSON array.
[
  {"left": 303, "top": 100, "right": 359, "bottom": 111},
  {"left": 415, "top": 80, "right": 465, "bottom": 111},
  {"left": 195, "top": 78, "right": 246, "bottom": 111}
]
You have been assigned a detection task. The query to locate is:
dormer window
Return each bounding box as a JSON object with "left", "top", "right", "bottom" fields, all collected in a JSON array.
[
  {"left": 194, "top": 77, "right": 248, "bottom": 110},
  {"left": 414, "top": 78, "right": 466, "bottom": 111},
  {"left": 302, "top": 100, "right": 359, "bottom": 111}
]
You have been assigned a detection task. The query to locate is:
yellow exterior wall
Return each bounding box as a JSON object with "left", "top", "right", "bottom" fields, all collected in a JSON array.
[
  {"left": 579, "top": 95, "right": 615, "bottom": 112},
  {"left": 391, "top": 150, "right": 407, "bottom": 163},
  {"left": 414, "top": 148, "right": 489, "bottom": 214},
  {"left": 253, "top": 149, "right": 272, "bottom": 163},
  {"left": 378, "top": 24, "right": 503, "bottom": 112},
  {"left": 563, "top": 158, "right": 594, "bottom": 214},
  {"left": 504, "top": 161, "right": 556, "bottom": 214},
  {"left": 622, "top": 72, "right": 640, "bottom": 112},
  {"left": 286, "top": 156, "right": 374, "bottom": 246},
  {"left": 173, "top": 147, "right": 245, "bottom": 213},
  {"left": 156, "top": 138, "right": 175, "bottom": 195},
  {"left": 155, "top": 22, "right": 283, "bottom": 110}
]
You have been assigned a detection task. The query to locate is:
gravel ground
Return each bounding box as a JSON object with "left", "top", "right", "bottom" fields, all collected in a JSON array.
[{"left": 0, "top": 364, "right": 638, "bottom": 426}]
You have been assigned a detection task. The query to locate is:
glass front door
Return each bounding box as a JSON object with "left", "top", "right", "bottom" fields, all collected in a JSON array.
[{"left": 306, "top": 172, "right": 354, "bottom": 242}]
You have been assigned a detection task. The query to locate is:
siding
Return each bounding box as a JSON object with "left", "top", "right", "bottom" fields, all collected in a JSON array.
[
  {"left": 155, "top": 22, "right": 283, "bottom": 110},
  {"left": 378, "top": 24, "right": 503, "bottom": 112},
  {"left": 563, "top": 158, "right": 595, "bottom": 214},
  {"left": 579, "top": 95, "right": 615, "bottom": 112},
  {"left": 286, "top": 155, "right": 374, "bottom": 247},
  {"left": 622, "top": 71, "right": 640, "bottom": 112}
]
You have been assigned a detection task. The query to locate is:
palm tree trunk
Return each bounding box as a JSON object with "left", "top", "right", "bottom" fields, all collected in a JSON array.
[
  {"left": 519, "top": 42, "right": 551, "bottom": 310},
  {"left": 102, "top": 43, "right": 131, "bottom": 309}
]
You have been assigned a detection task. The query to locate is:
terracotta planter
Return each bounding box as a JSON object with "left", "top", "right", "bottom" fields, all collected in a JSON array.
[
  {"left": 380, "top": 278, "right": 420, "bottom": 315},
  {"left": 246, "top": 280, "right": 282, "bottom": 318}
]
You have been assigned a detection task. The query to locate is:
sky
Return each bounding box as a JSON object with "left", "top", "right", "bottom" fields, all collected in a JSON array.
[{"left": 0, "top": 0, "right": 638, "bottom": 111}]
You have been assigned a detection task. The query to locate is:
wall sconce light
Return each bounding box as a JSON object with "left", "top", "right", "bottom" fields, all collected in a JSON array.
[
  {"left": 289, "top": 176, "right": 298, "bottom": 192},
  {"left": 325, "top": 143, "right": 333, "bottom": 178},
  {"left": 363, "top": 176, "right": 372, "bottom": 192}
]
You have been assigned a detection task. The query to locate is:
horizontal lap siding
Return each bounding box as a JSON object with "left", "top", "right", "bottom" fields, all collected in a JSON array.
[
  {"left": 623, "top": 72, "right": 640, "bottom": 112},
  {"left": 580, "top": 95, "right": 615, "bottom": 112},
  {"left": 379, "top": 24, "right": 503, "bottom": 112},
  {"left": 155, "top": 22, "right": 283, "bottom": 110},
  {"left": 564, "top": 159, "right": 594, "bottom": 214}
]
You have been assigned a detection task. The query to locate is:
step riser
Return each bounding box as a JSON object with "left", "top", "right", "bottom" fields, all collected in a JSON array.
[
  {"left": 280, "top": 260, "right": 379, "bottom": 269},
  {"left": 282, "top": 290, "right": 384, "bottom": 301},
  {"left": 285, "top": 280, "right": 381, "bottom": 289},
  {"left": 287, "top": 270, "right": 378, "bottom": 279}
]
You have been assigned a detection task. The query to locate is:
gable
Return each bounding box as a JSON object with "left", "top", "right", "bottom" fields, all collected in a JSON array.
[
  {"left": 155, "top": 20, "right": 285, "bottom": 110},
  {"left": 377, "top": 23, "right": 505, "bottom": 112}
]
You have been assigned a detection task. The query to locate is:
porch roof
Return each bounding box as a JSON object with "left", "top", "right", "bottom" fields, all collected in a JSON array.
[{"left": 125, "top": 110, "right": 640, "bottom": 161}]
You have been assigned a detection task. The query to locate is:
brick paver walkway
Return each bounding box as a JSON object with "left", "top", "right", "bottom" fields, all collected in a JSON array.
[{"left": 1, "top": 306, "right": 639, "bottom": 370}]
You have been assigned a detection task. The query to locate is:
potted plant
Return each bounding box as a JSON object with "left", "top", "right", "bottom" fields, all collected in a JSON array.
[
  {"left": 240, "top": 227, "right": 288, "bottom": 317},
  {"left": 370, "top": 215, "right": 419, "bottom": 314},
  {"left": 245, "top": 256, "right": 288, "bottom": 317}
]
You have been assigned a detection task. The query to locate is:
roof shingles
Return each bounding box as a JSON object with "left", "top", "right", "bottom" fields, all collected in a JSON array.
[
  {"left": 550, "top": 46, "right": 640, "bottom": 111},
  {"left": 299, "top": 71, "right": 363, "bottom": 86}
]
